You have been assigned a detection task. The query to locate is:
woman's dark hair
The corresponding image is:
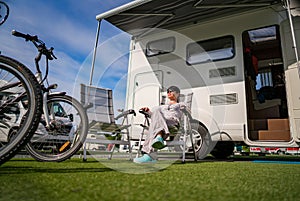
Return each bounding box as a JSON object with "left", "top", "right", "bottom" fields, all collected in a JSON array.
[{"left": 167, "top": 86, "right": 180, "bottom": 94}]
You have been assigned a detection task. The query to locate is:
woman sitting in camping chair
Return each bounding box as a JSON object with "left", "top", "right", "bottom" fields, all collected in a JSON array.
[{"left": 134, "top": 86, "right": 186, "bottom": 164}]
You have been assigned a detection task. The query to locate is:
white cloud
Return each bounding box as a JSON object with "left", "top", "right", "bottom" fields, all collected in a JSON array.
[{"left": 1, "top": 0, "right": 133, "bottom": 114}]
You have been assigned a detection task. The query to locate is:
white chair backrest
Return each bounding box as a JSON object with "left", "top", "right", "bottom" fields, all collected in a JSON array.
[
  {"left": 179, "top": 93, "right": 193, "bottom": 109},
  {"left": 80, "top": 84, "right": 115, "bottom": 124},
  {"left": 163, "top": 92, "right": 193, "bottom": 109}
]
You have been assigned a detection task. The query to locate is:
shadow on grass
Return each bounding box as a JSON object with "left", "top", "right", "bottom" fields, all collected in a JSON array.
[
  {"left": 0, "top": 158, "right": 114, "bottom": 175},
  {"left": 0, "top": 157, "right": 171, "bottom": 175},
  {"left": 0, "top": 166, "right": 114, "bottom": 174}
]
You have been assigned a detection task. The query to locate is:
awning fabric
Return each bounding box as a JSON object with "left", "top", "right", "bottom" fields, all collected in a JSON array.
[{"left": 96, "top": 0, "right": 284, "bottom": 36}]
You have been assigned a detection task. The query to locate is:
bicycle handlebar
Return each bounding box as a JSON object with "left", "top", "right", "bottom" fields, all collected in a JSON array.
[
  {"left": 12, "top": 30, "right": 38, "bottom": 42},
  {"left": 12, "top": 30, "right": 56, "bottom": 59},
  {"left": 11, "top": 29, "right": 57, "bottom": 84}
]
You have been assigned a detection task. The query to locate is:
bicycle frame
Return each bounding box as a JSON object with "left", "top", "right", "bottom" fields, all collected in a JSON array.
[
  {"left": 8, "top": 30, "right": 89, "bottom": 162},
  {"left": 0, "top": 73, "right": 28, "bottom": 120},
  {"left": 12, "top": 31, "right": 62, "bottom": 130}
]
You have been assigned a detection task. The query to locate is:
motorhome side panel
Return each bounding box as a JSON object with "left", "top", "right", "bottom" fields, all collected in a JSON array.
[
  {"left": 125, "top": 6, "right": 298, "bottom": 146},
  {"left": 175, "top": 8, "right": 287, "bottom": 143},
  {"left": 126, "top": 42, "right": 162, "bottom": 139}
]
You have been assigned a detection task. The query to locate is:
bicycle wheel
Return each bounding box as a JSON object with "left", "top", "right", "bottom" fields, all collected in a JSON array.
[
  {"left": 0, "top": 1, "right": 9, "bottom": 26},
  {"left": 0, "top": 55, "right": 42, "bottom": 164},
  {"left": 26, "top": 94, "right": 88, "bottom": 162}
]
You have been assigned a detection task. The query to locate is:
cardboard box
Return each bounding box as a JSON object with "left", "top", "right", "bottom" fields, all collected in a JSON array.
[
  {"left": 268, "top": 119, "right": 290, "bottom": 130},
  {"left": 258, "top": 130, "right": 290, "bottom": 141}
]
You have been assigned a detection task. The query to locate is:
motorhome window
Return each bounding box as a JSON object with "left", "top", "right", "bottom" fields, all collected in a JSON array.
[
  {"left": 145, "top": 37, "right": 175, "bottom": 57},
  {"left": 186, "top": 36, "right": 234, "bottom": 65},
  {"left": 248, "top": 26, "right": 277, "bottom": 43}
]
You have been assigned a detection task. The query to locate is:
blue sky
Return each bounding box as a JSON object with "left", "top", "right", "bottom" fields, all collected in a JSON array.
[{"left": 0, "top": 0, "right": 132, "bottom": 110}]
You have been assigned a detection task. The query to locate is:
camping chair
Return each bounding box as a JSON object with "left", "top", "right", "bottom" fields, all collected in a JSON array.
[
  {"left": 80, "top": 84, "right": 136, "bottom": 161},
  {"left": 136, "top": 92, "right": 197, "bottom": 163}
]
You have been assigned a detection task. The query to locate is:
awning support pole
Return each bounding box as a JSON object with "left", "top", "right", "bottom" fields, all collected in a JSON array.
[{"left": 89, "top": 20, "right": 102, "bottom": 86}]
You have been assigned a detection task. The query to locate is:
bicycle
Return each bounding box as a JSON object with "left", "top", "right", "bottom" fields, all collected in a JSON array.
[
  {"left": 0, "top": 2, "right": 43, "bottom": 165},
  {"left": 11, "top": 30, "right": 89, "bottom": 162},
  {"left": 0, "top": 1, "right": 9, "bottom": 26},
  {"left": 0, "top": 56, "right": 43, "bottom": 164}
]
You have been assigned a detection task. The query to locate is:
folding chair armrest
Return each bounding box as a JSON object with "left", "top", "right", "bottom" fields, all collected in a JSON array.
[
  {"left": 181, "top": 107, "right": 193, "bottom": 120},
  {"left": 83, "top": 102, "right": 93, "bottom": 110},
  {"left": 139, "top": 109, "right": 151, "bottom": 118},
  {"left": 115, "top": 109, "right": 136, "bottom": 120}
]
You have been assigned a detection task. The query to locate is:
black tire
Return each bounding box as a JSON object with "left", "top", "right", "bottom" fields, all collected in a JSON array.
[
  {"left": 210, "top": 141, "right": 235, "bottom": 159},
  {"left": 0, "top": 1, "right": 9, "bottom": 26},
  {"left": 26, "top": 94, "right": 88, "bottom": 162},
  {"left": 0, "top": 55, "right": 42, "bottom": 164},
  {"left": 190, "top": 121, "right": 217, "bottom": 159},
  {"left": 174, "top": 120, "right": 216, "bottom": 160}
]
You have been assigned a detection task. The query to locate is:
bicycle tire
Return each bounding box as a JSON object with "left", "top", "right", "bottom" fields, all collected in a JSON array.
[
  {"left": 0, "top": 1, "right": 9, "bottom": 26},
  {"left": 0, "top": 55, "right": 43, "bottom": 164},
  {"left": 26, "top": 94, "right": 88, "bottom": 162}
]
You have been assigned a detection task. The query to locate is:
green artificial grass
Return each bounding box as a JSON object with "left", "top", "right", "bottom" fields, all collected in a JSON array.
[{"left": 1, "top": 157, "right": 300, "bottom": 201}]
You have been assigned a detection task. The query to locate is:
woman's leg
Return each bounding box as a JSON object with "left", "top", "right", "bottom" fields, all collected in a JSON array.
[{"left": 141, "top": 107, "right": 169, "bottom": 155}]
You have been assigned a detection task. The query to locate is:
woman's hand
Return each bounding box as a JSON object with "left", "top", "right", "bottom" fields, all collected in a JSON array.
[
  {"left": 180, "top": 104, "right": 186, "bottom": 110},
  {"left": 139, "top": 107, "right": 151, "bottom": 118},
  {"left": 140, "top": 107, "right": 150, "bottom": 112}
]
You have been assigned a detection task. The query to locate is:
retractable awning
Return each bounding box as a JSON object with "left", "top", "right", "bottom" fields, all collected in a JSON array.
[
  {"left": 96, "top": 0, "right": 282, "bottom": 36},
  {"left": 89, "top": 0, "right": 299, "bottom": 85}
]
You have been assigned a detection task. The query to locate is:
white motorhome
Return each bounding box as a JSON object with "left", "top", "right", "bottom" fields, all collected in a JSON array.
[{"left": 92, "top": 0, "right": 300, "bottom": 159}]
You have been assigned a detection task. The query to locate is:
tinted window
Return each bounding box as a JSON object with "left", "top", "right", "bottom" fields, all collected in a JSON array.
[
  {"left": 146, "top": 37, "right": 175, "bottom": 57},
  {"left": 248, "top": 26, "right": 277, "bottom": 43},
  {"left": 186, "top": 36, "right": 235, "bottom": 65}
]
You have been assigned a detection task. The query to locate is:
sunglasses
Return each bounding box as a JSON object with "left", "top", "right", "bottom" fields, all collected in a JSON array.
[{"left": 167, "top": 89, "right": 176, "bottom": 93}]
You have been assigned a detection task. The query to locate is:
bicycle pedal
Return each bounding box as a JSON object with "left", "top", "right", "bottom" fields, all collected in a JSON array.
[{"left": 59, "top": 141, "right": 71, "bottom": 152}]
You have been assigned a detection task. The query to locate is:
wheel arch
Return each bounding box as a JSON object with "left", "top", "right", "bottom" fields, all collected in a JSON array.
[{"left": 191, "top": 108, "right": 221, "bottom": 142}]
